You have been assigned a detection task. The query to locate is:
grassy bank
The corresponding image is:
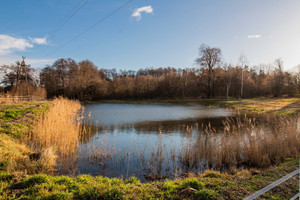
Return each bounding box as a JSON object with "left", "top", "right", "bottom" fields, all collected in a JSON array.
[
  {"left": 93, "top": 97, "right": 300, "bottom": 116},
  {"left": 0, "top": 158, "right": 298, "bottom": 199},
  {"left": 0, "top": 102, "right": 54, "bottom": 175},
  {"left": 0, "top": 102, "right": 49, "bottom": 138}
]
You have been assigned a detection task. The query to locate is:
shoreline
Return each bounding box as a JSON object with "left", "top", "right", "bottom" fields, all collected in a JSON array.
[{"left": 86, "top": 97, "right": 300, "bottom": 116}]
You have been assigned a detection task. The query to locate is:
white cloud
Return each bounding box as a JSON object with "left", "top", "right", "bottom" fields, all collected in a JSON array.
[
  {"left": 0, "top": 34, "right": 33, "bottom": 55},
  {"left": 132, "top": 6, "right": 153, "bottom": 21},
  {"left": 248, "top": 35, "right": 262, "bottom": 39},
  {"left": 29, "top": 36, "right": 48, "bottom": 45}
]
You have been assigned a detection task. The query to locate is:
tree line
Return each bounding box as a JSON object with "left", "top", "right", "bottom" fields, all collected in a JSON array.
[{"left": 1, "top": 44, "right": 300, "bottom": 100}]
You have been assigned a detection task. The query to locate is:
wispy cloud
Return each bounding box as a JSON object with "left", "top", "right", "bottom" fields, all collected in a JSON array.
[
  {"left": 29, "top": 36, "right": 48, "bottom": 45},
  {"left": 132, "top": 6, "right": 153, "bottom": 21},
  {"left": 248, "top": 35, "right": 261, "bottom": 39},
  {"left": 0, "top": 34, "right": 48, "bottom": 55}
]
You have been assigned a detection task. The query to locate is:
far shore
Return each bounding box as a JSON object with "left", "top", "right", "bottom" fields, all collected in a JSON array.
[{"left": 85, "top": 97, "right": 300, "bottom": 116}]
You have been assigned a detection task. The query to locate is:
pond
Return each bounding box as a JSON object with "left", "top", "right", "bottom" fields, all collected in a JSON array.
[
  {"left": 57, "top": 103, "right": 298, "bottom": 182},
  {"left": 57, "top": 104, "right": 234, "bottom": 180}
]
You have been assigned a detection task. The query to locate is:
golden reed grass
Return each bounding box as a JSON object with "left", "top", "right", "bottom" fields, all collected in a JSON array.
[
  {"left": 31, "top": 97, "right": 82, "bottom": 158},
  {"left": 179, "top": 115, "right": 300, "bottom": 171}
]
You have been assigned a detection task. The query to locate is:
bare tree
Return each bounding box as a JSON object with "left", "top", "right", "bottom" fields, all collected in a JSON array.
[{"left": 196, "top": 44, "right": 222, "bottom": 98}]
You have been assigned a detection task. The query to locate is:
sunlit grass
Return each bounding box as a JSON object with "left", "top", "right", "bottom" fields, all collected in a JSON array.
[
  {"left": 31, "top": 97, "right": 82, "bottom": 158},
  {"left": 0, "top": 158, "right": 298, "bottom": 199},
  {"left": 220, "top": 97, "right": 300, "bottom": 115},
  {"left": 0, "top": 134, "right": 56, "bottom": 174}
]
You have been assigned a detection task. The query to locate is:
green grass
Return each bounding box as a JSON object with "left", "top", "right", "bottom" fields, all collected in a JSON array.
[
  {"left": 0, "top": 106, "right": 27, "bottom": 120},
  {"left": 0, "top": 158, "right": 298, "bottom": 199},
  {"left": 0, "top": 102, "right": 49, "bottom": 138},
  {"left": 0, "top": 123, "right": 30, "bottom": 137}
]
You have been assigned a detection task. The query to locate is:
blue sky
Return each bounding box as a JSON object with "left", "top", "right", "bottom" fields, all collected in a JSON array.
[{"left": 1, "top": 0, "right": 300, "bottom": 71}]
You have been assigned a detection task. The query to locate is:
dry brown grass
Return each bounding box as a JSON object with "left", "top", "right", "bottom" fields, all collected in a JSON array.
[
  {"left": 179, "top": 114, "right": 300, "bottom": 171},
  {"left": 31, "top": 97, "right": 82, "bottom": 158},
  {"left": 0, "top": 134, "right": 57, "bottom": 174}
]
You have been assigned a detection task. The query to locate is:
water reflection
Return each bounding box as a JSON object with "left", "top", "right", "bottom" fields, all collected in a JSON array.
[
  {"left": 83, "top": 103, "right": 233, "bottom": 126},
  {"left": 56, "top": 104, "right": 300, "bottom": 182}
]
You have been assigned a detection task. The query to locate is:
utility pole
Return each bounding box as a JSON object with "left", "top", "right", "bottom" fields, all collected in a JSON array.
[{"left": 16, "top": 61, "right": 21, "bottom": 91}]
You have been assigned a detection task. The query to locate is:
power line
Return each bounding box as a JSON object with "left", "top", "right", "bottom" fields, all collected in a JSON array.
[
  {"left": 47, "top": 0, "right": 90, "bottom": 38},
  {"left": 44, "top": 0, "right": 134, "bottom": 57},
  {"left": 33, "top": 0, "right": 89, "bottom": 53}
]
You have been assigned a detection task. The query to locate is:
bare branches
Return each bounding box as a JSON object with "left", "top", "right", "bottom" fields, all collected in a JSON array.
[{"left": 196, "top": 44, "right": 222, "bottom": 98}]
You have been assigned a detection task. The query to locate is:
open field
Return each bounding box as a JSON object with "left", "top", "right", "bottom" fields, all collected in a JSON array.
[{"left": 0, "top": 98, "right": 299, "bottom": 199}]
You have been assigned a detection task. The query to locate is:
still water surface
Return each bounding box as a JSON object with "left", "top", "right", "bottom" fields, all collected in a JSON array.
[{"left": 58, "top": 103, "right": 234, "bottom": 181}]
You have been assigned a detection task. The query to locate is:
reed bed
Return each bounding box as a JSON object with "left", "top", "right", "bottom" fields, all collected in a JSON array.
[
  {"left": 178, "top": 115, "right": 300, "bottom": 172},
  {"left": 31, "top": 97, "right": 82, "bottom": 158}
]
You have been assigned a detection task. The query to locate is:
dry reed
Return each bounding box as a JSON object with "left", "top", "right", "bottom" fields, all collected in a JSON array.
[
  {"left": 31, "top": 97, "right": 82, "bottom": 158},
  {"left": 179, "top": 115, "right": 300, "bottom": 171}
]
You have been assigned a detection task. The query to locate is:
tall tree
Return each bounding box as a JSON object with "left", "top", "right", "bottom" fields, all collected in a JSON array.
[
  {"left": 76, "top": 60, "right": 101, "bottom": 100},
  {"left": 196, "top": 44, "right": 222, "bottom": 98}
]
